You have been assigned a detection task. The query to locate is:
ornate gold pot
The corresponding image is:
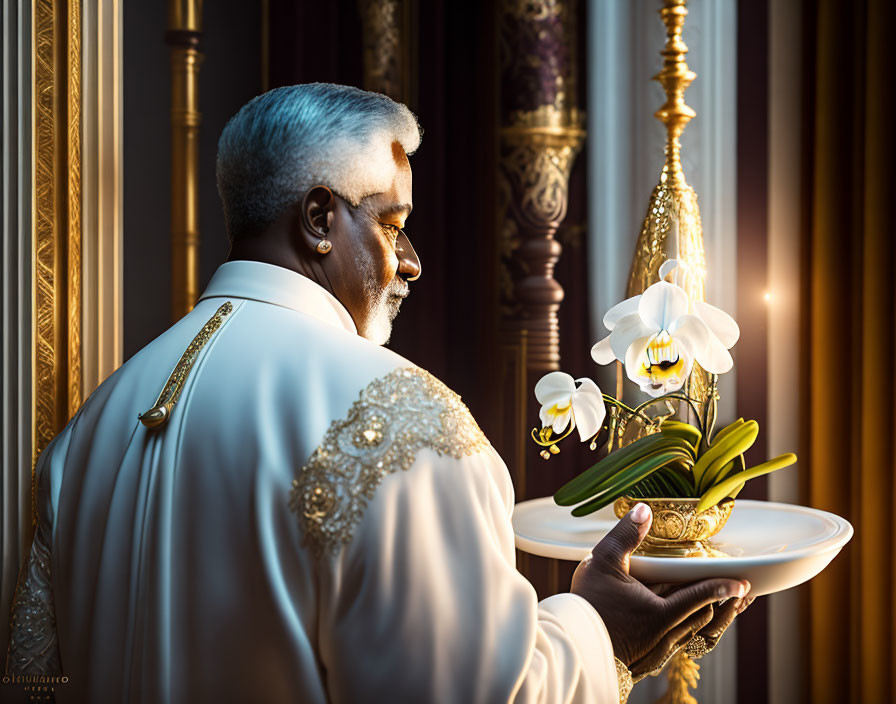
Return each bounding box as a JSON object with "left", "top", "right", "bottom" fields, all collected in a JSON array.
[{"left": 613, "top": 497, "right": 735, "bottom": 557}]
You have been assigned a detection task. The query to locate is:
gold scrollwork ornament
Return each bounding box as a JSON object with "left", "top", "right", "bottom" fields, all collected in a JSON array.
[{"left": 501, "top": 136, "right": 583, "bottom": 226}]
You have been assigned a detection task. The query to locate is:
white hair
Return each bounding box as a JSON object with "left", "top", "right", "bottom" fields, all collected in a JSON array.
[{"left": 216, "top": 83, "right": 421, "bottom": 239}]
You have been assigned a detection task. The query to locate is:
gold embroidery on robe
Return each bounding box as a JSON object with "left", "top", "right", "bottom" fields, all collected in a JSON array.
[
  {"left": 7, "top": 513, "right": 61, "bottom": 675},
  {"left": 139, "top": 301, "right": 235, "bottom": 428},
  {"left": 289, "top": 367, "right": 489, "bottom": 555}
]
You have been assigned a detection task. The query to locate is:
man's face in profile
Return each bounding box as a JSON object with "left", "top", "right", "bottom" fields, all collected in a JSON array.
[{"left": 325, "top": 142, "right": 419, "bottom": 344}]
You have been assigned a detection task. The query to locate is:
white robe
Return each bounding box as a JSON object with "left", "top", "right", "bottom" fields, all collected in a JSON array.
[{"left": 7, "top": 260, "right": 620, "bottom": 703}]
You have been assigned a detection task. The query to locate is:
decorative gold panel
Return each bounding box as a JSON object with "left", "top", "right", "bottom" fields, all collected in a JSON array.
[{"left": 32, "top": 0, "right": 83, "bottom": 526}]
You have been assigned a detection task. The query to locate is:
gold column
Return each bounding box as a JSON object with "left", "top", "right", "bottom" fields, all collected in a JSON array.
[
  {"left": 166, "top": 0, "right": 203, "bottom": 320},
  {"left": 32, "top": 0, "right": 83, "bottom": 525}
]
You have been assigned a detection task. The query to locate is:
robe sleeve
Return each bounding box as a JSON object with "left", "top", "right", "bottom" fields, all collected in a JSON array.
[
  {"left": 316, "top": 444, "right": 620, "bottom": 704},
  {"left": 6, "top": 436, "right": 62, "bottom": 676}
]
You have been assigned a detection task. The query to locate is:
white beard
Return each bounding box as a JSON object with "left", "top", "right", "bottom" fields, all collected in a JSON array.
[
  {"left": 358, "top": 253, "right": 406, "bottom": 345},
  {"left": 363, "top": 287, "right": 403, "bottom": 345}
]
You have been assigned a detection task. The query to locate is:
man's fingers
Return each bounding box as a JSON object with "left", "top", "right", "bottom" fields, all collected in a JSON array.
[
  {"left": 647, "top": 582, "right": 677, "bottom": 597},
  {"left": 699, "top": 594, "right": 740, "bottom": 639},
  {"left": 736, "top": 595, "right": 756, "bottom": 615},
  {"left": 630, "top": 604, "right": 713, "bottom": 676},
  {"left": 665, "top": 604, "right": 714, "bottom": 649},
  {"left": 591, "top": 503, "right": 652, "bottom": 572},
  {"left": 664, "top": 578, "right": 748, "bottom": 626}
]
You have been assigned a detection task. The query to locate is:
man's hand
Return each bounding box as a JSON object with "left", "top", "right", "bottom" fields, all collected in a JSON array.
[
  {"left": 648, "top": 580, "right": 755, "bottom": 663},
  {"left": 571, "top": 502, "right": 749, "bottom": 678}
]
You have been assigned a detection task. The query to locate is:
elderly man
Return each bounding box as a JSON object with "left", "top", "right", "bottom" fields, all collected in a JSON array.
[{"left": 7, "top": 84, "right": 750, "bottom": 703}]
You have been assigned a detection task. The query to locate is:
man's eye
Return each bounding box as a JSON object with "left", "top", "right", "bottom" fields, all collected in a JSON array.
[{"left": 380, "top": 223, "right": 402, "bottom": 243}]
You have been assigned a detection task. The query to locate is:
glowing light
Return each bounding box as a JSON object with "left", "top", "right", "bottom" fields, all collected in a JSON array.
[{"left": 764, "top": 291, "right": 773, "bottom": 303}]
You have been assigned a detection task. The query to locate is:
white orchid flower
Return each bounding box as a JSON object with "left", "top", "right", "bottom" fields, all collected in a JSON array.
[
  {"left": 660, "top": 259, "right": 741, "bottom": 374},
  {"left": 534, "top": 372, "right": 606, "bottom": 441},
  {"left": 694, "top": 300, "right": 740, "bottom": 373},
  {"left": 590, "top": 260, "right": 739, "bottom": 397}
]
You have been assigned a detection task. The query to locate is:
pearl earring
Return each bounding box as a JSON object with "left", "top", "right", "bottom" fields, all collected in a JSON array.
[{"left": 316, "top": 239, "right": 332, "bottom": 254}]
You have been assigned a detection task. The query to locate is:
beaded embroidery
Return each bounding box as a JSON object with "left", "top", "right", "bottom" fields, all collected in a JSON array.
[
  {"left": 615, "top": 657, "right": 634, "bottom": 703},
  {"left": 6, "top": 516, "right": 61, "bottom": 675},
  {"left": 289, "top": 366, "right": 489, "bottom": 555}
]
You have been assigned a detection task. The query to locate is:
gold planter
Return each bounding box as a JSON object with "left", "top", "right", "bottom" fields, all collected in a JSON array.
[{"left": 613, "top": 497, "right": 734, "bottom": 557}]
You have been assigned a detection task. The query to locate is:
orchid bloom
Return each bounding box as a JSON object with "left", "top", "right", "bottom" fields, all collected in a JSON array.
[
  {"left": 694, "top": 300, "right": 740, "bottom": 372},
  {"left": 534, "top": 372, "right": 606, "bottom": 442},
  {"left": 591, "top": 260, "right": 739, "bottom": 397}
]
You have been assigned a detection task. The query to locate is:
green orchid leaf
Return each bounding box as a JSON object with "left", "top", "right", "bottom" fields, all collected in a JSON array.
[
  {"left": 697, "top": 453, "right": 797, "bottom": 513},
  {"left": 554, "top": 433, "right": 690, "bottom": 506},
  {"left": 570, "top": 449, "right": 693, "bottom": 516}
]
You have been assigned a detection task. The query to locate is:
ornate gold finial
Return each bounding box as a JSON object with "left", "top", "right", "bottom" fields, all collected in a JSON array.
[
  {"left": 626, "top": 0, "right": 706, "bottom": 305},
  {"left": 654, "top": 0, "right": 696, "bottom": 185}
]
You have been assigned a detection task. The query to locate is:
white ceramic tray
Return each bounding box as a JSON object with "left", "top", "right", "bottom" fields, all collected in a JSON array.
[{"left": 512, "top": 497, "right": 853, "bottom": 596}]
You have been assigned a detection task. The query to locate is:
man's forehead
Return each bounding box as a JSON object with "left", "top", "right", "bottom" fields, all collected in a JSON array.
[
  {"left": 352, "top": 141, "right": 413, "bottom": 215},
  {"left": 391, "top": 140, "right": 410, "bottom": 169},
  {"left": 380, "top": 142, "right": 412, "bottom": 214}
]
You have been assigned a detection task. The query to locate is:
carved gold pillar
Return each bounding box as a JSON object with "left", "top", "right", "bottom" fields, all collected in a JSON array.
[
  {"left": 359, "top": 0, "right": 413, "bottom": 104},
  {"left": 166, "top": 0, "right": 203, "bottom": 319},
  {"left": 498, "top": 0, "right": 585, "bottom": 374},
  {"left": 32, "top": 0, "right": 83, "bottom": 524}
]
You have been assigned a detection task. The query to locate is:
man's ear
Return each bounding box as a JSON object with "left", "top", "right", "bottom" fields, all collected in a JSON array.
[{"left": 299, "top": 185, "right": 336, "bottom": 250}]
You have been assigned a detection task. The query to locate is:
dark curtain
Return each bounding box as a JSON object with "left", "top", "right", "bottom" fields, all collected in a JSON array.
[{"left": 799, "top": 0, "right": 896, "bottom": 701}]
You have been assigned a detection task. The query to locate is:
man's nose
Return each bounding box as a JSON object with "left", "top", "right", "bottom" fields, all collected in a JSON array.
[{"left": 396, "top": 232, "right": 421, "bottom": 281}]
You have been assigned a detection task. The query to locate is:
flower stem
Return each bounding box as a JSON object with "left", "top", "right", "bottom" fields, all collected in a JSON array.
[
  {"left": 647, "top": 394, "right": 706, "bottom": 434},
  {"left": 601, "top": 395, "right": 654, "bottom": 425},
  {"left": 530, "top": 424, "right": 577, "bottom": 448},
  {"left": 702, "top": 374, "right": 719, "bottom": 443}
]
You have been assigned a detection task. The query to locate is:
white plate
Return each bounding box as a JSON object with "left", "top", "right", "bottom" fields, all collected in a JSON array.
[{"left": 512, "top": 497, "right": 853, "bottom": 596}]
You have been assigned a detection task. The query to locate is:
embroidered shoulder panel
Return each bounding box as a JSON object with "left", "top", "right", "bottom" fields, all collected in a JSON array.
[{"left": 289, "top": 366, "right": 489, "bottom": 555}]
